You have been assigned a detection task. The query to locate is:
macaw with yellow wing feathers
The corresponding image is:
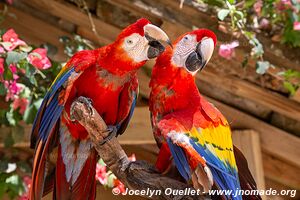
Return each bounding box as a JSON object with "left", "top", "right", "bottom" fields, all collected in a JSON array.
[
  {"left": 150, "top": 29, "right": 260, "bottom": 200},
  {"left": 30, "top": 18, "right": 170, "bottom": 200}
]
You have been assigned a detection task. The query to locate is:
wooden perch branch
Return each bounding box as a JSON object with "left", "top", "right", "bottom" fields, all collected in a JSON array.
[{"left": 71, "top": 99, "right": 208, "bottom": 200}]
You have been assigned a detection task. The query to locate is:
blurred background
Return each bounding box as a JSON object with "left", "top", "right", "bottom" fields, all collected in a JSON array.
[{"left": 0, "top": 0, "right": 300, "bottom": 199}]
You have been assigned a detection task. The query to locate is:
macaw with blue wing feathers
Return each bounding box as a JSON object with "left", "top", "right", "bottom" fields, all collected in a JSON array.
[
  {"left": 150, "top": 29, "right": 260, "bottom": 200},
  {"left": 30, "top": 18, "right": 170, "bottom": 200}
]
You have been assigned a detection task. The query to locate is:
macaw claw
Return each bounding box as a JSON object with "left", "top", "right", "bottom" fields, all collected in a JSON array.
[
  {"left": 70, "top": 96, "right": 93, "bottom": 122},
  {"left": 99, "top": 125, "right": 118, "bottom": 145}
]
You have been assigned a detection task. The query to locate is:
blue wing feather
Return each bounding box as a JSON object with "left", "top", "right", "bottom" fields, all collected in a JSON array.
[
  {"left": 115, "top": 90, "right": 137, "bottom": 136},
  {"left": 31, "top": 68, "right": 75, "bottom": 147},
  {"left": 190, "top": 139, "right": 241, "bottom": 200},
  {"left": 167, "top": 138, "right": 191, "bottom": 180}
]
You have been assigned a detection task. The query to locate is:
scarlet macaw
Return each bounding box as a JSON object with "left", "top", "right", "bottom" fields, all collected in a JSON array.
[
  {"left": 30, "top": 18, "right": 170, "bottom": 200},
  {"left": 149, "top": 29, "right": 260, "bottom": 200}
]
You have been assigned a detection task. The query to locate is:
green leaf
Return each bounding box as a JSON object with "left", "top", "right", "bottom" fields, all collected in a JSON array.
[
  {"left": 24, "top": 98, "right": 42, "bottom": 124},
  {"left": 0, "top": 42, "right": 12, "bottom": 50},
  {"left": 35, "top": 68, "right": 46, "bottom": 79},
  {"left": 0, "top": 182, "right": 8, "bottom": 199},
  {"left": 23, "top": 104, "right": 36, "bottom": 124},
  {"left": 234, "top": 10, "right": 244, "bottom": 19},
  {"left": 244, "top": 0, "right": 256, "bottom": 8},
  {"left": 29, "top": 52, "right": 42, "bottom": 59},
  {"left": 256, "top": 61, "right": 270, "bottom": 75},
  {"left": 218, "top": 9, "right": 230, "bottom": 21},
  {"left": 6, "top": 110, "right": 16, "bottom": 126},
  {"left": 6, "top": 51, "right": 27, "bottom": 65},
  {"left": 0, "top": 83, "right": 6, "bottom": 95},
  {"left": 5, "top": 174, "right": 24, "bottom": 197},
  {"left": 34, "top": 98, "right": 43, "bottom": 109},
  {"left": 284, "top": 81, "right": 297, "bottom": 95},
  {"left": 106, "top": 173, "right": 116, "bottom": 188},
  {"left": 19, "top": 45, "right": 32, "bottom": 52}
]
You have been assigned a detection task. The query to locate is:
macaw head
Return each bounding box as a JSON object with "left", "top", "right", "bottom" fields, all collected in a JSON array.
[
  {"left": 168, "top": 29, "right": 217, "bottom": 75},
  {"left": 107, "top": 18, "right": 171, "bottom": 72}
]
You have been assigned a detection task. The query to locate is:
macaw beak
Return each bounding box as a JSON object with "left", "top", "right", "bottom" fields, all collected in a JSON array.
[
  {"left": 185, "top": 37, "right": 214, "bottom": 73},
  {"left": 143, "top": 24, "right": 172, "bottom": 59}
]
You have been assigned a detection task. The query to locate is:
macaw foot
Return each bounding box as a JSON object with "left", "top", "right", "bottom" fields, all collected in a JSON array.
[
  {"left": 70, "top": 96, "right": 93, "bottom": 122},
  {"left": 99, "top": 125, "right": 118, "bottom": 145}
]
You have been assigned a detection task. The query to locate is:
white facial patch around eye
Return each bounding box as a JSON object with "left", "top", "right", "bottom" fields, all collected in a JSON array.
[
  {"left": 171, "top": 34, "right": 197, "bottom": 67},
  {"left": 123, "top": 33, "right": 149, "bottom": 63}
]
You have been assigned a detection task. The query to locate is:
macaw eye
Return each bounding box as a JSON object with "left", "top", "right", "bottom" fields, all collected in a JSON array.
[
  {"left": 183, "top": 35, "right": 192, "bottom": 42},
  {"left": 124, "top": 36, "right": 138, "bottom": 48}
]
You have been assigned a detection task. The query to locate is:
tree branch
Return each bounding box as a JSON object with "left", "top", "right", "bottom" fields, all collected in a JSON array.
[{"left": 70, "top": 99, "right": 209, "bottom": 200}]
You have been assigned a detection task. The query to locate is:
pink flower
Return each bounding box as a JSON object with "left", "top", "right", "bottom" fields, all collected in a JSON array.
[
  {"left": 23, "top": 176, "right": 32, "bottom": 188},
  {"left": 0, "top": 58, "right": 4, "bottom": 75},
  {"left": 8, "top": 64, "right": 19, "bottom": 79},
  {"left": 95, "top": 163, "right": 107, "bottom": 185},
  {"left": 281, "top": 0, "right": 292, "bottom": 5},
  {"left": 2, "top": 29, "right": 26, "bottom": 51},
  {"left": 294, "top": 22, "right": 300, "bottom": 31},
  {"left": 18, "top": 193, "right": 29, "bottom": 200},
  {"left": 259, "top": 18, "right": 270, "bottom": 29},
  {"left": 218, "top": 41, "right": 239, "bottom": 59},
  {"left": 18, "top": 176, "right": 31, "bottom": 200},
  {"left": 0, "top": 46, "right": 5, "bottom": 54},
  {"left": 4, "top": 80, "right": 22, "bottom": 101},
  {"left": 253, "top": 0, "right": 263, "bottom": 15},
  {"left": 27, "top": 48, "right": 51, "bottom": 70},
  {"left": 9, "top": 64, "right": 17, "bottom": 73},
  {"left": 12, "top": 97, "right": 28, "bottom": 114},
  {"left": 276, "top": 0, "right": 294, "bottom": 11}
]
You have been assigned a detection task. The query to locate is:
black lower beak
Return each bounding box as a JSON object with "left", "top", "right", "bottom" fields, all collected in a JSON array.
[
  {"left": 185, "top": 44, "right": 206, "bottom": 72},
  {"left": 147, "top": 40, "right": 165, "bottom": 59}
]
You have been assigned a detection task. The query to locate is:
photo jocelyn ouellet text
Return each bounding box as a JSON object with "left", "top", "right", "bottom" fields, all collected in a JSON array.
[{"left": 112, "top": 187, "right": 297, "bottom": 198}]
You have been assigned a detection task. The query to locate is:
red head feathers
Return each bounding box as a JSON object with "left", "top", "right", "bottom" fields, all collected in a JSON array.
[
  {"left": 151, "top": 29, "right": 217, "bottom": 87},
  {"left": 97, "top": 18, "right": 170, "bottom": 75},
  {"left": 116, "top": 18, "right": 150, "bottom": 40}
]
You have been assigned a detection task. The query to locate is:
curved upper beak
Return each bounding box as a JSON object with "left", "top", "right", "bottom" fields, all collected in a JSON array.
[
  {"left": 144, "top": 24, "right": 172, "bottom": 47},
  {"left": 185, "top": 37, "right": 214, "bottom": 73},
  {"left": 143, "top": 24, "right": 172, "bottom": 59}
]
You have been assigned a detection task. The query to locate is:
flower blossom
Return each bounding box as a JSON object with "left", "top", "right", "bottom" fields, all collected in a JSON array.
[
  {"left": 95, "top": 163, "right": 107, "bottom": 185},
  {"left": 27, "top": 48, "right": 51, "bottom": 70},
  {"left": 0, "top": 46, "right": 5, "bottom": 54},
  {"left": 0, "top": 58, "right": 4, "bottom": 75},
  {"left": 253, "top": 0, "right": 263, "bottom": 15},
  {"left": 218, "top": 41, "right": 239, "bottom": 59},
  {"left": 1, "top": 29, "right": 26, "bottom": 51},
  {"left": 13, "top": 97, "right": 28, "bottom": 115},
  {"left": 8, "top": 64, "right": 19, "bottom": 80},
  {"left": 294, "top": 22, "right": 300, "bottom": 31},
  {"left": 4, "top": 80, "right": 22, "bottom": 101},
  {"left": 18, "top": 176, "right": 31, "bottom": 200}
]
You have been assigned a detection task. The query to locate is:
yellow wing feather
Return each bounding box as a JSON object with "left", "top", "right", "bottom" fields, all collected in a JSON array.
[{"left": 189, "top": 125, "right": 237, "bottom": 170}]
